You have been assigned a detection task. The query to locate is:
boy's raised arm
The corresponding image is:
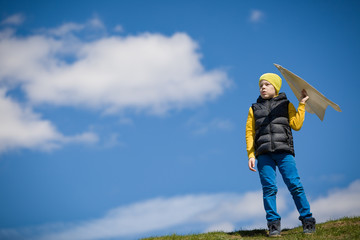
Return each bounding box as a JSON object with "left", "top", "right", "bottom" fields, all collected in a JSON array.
[{"left": 289, "top": 90, "right": 309, "bottom": 131}]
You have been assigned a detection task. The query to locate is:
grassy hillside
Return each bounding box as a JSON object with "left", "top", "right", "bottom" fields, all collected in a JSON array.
[{"left": 142, "top": 216, "right": 360, "bottom": 240}]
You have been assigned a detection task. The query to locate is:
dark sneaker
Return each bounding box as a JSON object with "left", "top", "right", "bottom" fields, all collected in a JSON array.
[
  {"left": 302, "top": 217, "right": 316, "bottom": 234},
  {"left": 267, "top": 219, "right": 281, "bottom": 237}
]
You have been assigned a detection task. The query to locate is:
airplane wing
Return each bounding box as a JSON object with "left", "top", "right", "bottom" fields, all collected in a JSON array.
[{"left": 274, "top": 63, "right": 341, "bottom": 121}]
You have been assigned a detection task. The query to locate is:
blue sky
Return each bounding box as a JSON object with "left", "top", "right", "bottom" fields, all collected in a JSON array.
[{"left": 0, "top": 0, "right": 359, "bottom": 239}]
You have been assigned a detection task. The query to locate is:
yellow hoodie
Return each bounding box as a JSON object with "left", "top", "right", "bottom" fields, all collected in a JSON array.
[{"left": 245, "top": 102, "right": 306, "bottom": 159}]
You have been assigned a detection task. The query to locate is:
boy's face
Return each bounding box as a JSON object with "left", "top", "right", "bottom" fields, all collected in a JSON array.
[{"left": 259, "top": 80, "right": 277, "bottom": 99}]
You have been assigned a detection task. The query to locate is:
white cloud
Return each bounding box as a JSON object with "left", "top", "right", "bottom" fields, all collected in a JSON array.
[
  {"left": 0, "top": 23, "right": 230, "bottom": 115},
  {"left": 0, "top": 14, "right": 25, "bottom": 26},
  {"left": 88, "top": 16, "right": 105, "bottom": 29},
  {"left": 312, "top": 180, "right": 360, "bottom": 220},
  {"left": 46, "top": 16, "right": 105, "bottom": 37},
  {"left": 0, "top": 191, "right": 265, "bottom": 240},
  {"left": 63, "top": 132, "right": 98, "bottom": 145},
  {"left": 197, "top": 119, "right": 235, "bottom": 135},
  {"left": 36, "top": 192, "right": 266, "bottom": 240},
  {"left": 2, "top": 180, "right": 360, "bottom": 239},
  {"left": 0, "top": 28, "right": 15, "bottom": 39},
  {"left": 102, "top": 133, "right": 125, "bottom": 148},
  {"left": 249, "top": 10, "right": 264, "bottom": 23},
  {"left": 114, "top": 24, "right": 124, "bottom": 33},
  {"left": 0, "top": 18, "right": 230, "bottom": 153},
  {"left": 188, "top": 116, "right": 235, "bottom": 135},
  {"left": 0, "top": 89, "right": 97, "bottom": 153},
  {"left": 282, "top": 179, "right": 360, "bottom": 228},
  {"left": 48, "top": 23, "right": 85, "bottom": 36}
]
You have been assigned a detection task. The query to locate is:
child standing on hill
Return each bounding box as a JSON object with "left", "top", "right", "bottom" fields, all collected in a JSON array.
[{"left": 245, "top": 73, "right": 316, "bottom": 236}]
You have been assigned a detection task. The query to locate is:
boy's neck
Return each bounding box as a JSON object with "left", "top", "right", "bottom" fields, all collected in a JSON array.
[{"left": 261, "top": 94, "right": 279, "bottom": 100}]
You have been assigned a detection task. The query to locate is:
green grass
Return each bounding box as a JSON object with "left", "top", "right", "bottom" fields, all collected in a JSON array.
[{"left": 142, "top": 216, "right": 360, "bottom": 240}]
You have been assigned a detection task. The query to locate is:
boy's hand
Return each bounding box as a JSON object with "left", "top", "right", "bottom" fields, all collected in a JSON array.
[
  {"left": 300, "top": 89, "right": 309, "bottom": 104},
  {"left": 248, "top": 157, "right": 256, "bottom": 172}
]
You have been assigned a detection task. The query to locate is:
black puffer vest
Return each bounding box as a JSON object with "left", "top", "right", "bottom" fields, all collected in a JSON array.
[{"left": 251, "top": 93, "right": 295, "bottom": 157}]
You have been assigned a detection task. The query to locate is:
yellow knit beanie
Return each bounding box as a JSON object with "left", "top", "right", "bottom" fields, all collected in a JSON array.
[{"left": 259, "top": 73, "right": 282, "bottom": 94}]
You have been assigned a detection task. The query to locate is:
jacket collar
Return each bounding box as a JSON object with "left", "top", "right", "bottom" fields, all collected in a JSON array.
[{"left": 256, "top": 92, "right": 287, "bottom": 103}]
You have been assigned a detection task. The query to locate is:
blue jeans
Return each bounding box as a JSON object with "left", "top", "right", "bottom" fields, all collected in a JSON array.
[{"left": 257, "top": 153, "right": 312, "bottom": 222}]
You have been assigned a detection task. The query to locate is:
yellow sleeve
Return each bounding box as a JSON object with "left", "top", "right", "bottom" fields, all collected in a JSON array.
[
  {"left": 245, "top": 107, "right": 256, "bottom": 159},
  {"left": 288, "top": 102, "right": 306, "bottom": 131}
]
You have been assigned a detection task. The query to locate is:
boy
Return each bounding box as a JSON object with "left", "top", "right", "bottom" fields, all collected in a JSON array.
[{"left": 245, "top": 73, "right": 316, "bottom": 237}]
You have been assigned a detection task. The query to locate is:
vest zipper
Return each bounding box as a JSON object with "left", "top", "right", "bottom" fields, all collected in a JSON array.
[{"left": 267, "top": 100, "right": 274, "bottom": 152}]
